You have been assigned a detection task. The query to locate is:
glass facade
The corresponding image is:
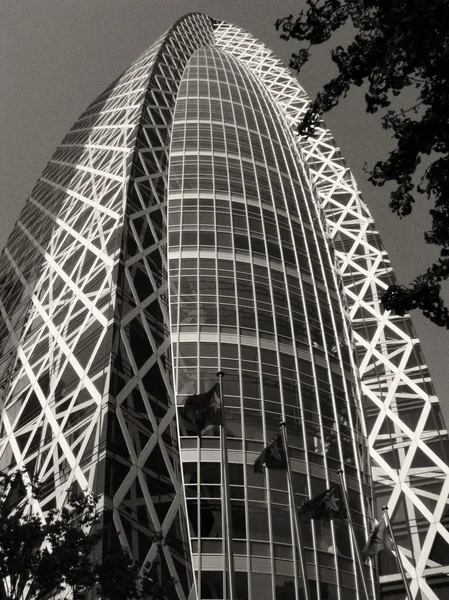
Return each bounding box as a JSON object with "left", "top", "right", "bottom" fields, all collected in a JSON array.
[
  {"left": 0, "top": 12, "right": 448, "bottom": 600},
  {"left": 168, "top": 47, "right": 373, "bottom": 599}
]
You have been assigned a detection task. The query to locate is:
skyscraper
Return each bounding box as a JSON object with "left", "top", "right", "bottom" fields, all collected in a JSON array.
[{"left": 0, "top": 12, "right": 448, "bottom": 600}]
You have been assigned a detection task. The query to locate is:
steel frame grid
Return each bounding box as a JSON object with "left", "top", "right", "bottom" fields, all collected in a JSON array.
[
  {"left": 0, "top": 12, "right": 214, "bottom": 600},
  {"left": 214, "top": 20, "right": 449, "bottom": 600},
  {"left": 0, "top": 11, "right": 447, "bottom": 600}
]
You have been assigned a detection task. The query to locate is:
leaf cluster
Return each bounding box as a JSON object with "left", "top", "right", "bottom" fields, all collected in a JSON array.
[
  {"left": 0, "top": 472, "right": 101, "bottom": 600},
  {"left": 277, "top": 0, "right": 449, "bottom": 326},
  {"left": 0, "top": 472, "right": 176, "bottom": 600}
]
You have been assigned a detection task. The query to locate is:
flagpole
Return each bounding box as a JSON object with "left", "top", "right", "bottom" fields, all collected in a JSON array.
[
  {"left": 217, "top": 371, "right": 236, "bottom": 600},
  {"left": 280, "top": 422, "right": 312, "bottom": 600},
  {"left": 383, "top": 507, "right": 413, "bottom": 600},
  {"left": 337, "top": 469, "right": 370, "bottom": 600},
  {"left": 197, "top": 433, "right": 202, "bottom": 600}
]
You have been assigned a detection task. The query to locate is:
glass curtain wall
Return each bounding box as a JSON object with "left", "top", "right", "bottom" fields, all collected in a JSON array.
[{"left": 168, "top": 47, "right": 373, "bottom": 600}]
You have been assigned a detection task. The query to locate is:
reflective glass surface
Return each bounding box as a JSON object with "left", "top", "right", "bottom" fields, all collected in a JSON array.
[{"left": 168, "top": 47, "right": 373, "bottom": 599}]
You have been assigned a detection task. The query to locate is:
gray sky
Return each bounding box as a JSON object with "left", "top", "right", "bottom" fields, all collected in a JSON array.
[{"left": 2, "top": 0, "right": 448, "bottom": 423}]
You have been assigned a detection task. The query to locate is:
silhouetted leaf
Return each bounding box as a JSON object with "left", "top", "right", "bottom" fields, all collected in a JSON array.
[{"left": 277, "top": 0, "right": 449, "bottom": 327}]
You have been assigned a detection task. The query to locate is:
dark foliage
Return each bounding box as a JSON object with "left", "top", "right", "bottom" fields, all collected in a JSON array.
[
  {"left": 277, "top": 0, "right": 449, "bottom": 327},
  {"left": 1, "top": 471, "right": 97, "bottom": 600},
  {"left": 0, "top": 472, "right": 177, "bottom": 600}
]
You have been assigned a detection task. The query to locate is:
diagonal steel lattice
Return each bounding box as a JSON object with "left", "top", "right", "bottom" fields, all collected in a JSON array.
[
  {"left": 214, "top": 21, "right": 449, "bottom": 600},
  {"left": 0, "top": 11, "right": 448, "bottom": 600},
  {"left": 0, "top": 13, "right": 214, "bottom": 600}
]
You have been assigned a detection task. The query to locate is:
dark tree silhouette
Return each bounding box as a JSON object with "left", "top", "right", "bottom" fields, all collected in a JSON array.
[
  {"left": 277, "top": 0, "right": 449, "bottom": 327},
  {"left": 0, "top": 472, "right": 99, "bottom": 600},
  {"left": 0, "top": 472, "right": 177, "bottom": 600}
]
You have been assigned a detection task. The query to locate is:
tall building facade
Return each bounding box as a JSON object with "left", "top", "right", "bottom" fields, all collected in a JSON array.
[{"left": 0, "top": 13, "right": 448, "bottom": 600}]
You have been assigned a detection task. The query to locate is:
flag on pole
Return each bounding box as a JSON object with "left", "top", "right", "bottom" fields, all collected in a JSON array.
[
  {"left": 183, "top": 382, "right": 222, "bottom": 436},
  {"left": 362, "top": 521, "right": 384, "bottom": 560},
  {"left": 253, "top": 432, "right": 287, "bottom": 473},
  {"left": 362, "top": 519, "right": 393, "bottom": 561},
  {"left": 297, "top": 485, "right": 346, "bottom": 521}
]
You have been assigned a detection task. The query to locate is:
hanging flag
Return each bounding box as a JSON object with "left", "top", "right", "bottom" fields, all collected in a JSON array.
[
  {"left": 183, "top": 382, "right": 222, "bottom": 435},
  {"left": 362, "top": 519, "right": 393, "bottom": 561},
  {"left": 253, "top": 432, "right": 287, "bottom": 473},
  {"left": 297, "top": 485, "right": 346, "bottom": 521},
  {"left": 362, "top": 520, "right": 384, "bottom": 560}
]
